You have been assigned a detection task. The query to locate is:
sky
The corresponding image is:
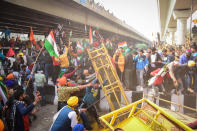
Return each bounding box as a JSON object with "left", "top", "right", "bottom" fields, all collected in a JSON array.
[{"left": 94, "top": 0, "right": 159, "bottom": 41}]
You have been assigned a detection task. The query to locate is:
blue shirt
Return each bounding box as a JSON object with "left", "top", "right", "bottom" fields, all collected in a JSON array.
[
  {"left": 0, "top": 53, "right": 5, "bottom": 61},
  {"left": 2, "top": 29, "right": 11, "bottom": 39},
  {"left": 83, "top": 79, "right": 107, "bottom": 105},
  {"left": 167, "top": 54, "right": 175, "bottom": 63},
  {"left": 179, "top": 54, "right": 192, "bottom": 65},
  {"left": 134, "top": 55, "right": 149, "bottom": 70},
  {"left": 15, "top": 102, "right": 34, "bottom": 131},
  {"left": 3, "top": 29, "right": 11, "bottom": 36},
  {"left": 83, "top": 78, "right": 97, "bottom": 105}
]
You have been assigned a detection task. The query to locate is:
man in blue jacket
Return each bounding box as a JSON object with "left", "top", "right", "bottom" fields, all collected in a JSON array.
[
  {"left": 133, "top": 50, "right": 149, "bottom": 90},
  {"left": 50, "top": 96, "right": 80, "bottom": 131},
  {"left": 179, "top": 49, "right": 192, "bottom": 65}
]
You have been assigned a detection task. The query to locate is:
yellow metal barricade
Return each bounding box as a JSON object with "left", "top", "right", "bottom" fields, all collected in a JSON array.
[
  {"left": 87, "top": 44, "right": 129, "bottom": 111},
  {"left": 99, "top": 98, "right": 193, "bottom": 131}
]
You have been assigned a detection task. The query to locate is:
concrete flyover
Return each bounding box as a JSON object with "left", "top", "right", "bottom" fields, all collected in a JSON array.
[
  {"left": 4, "top": 0, "right": 151, "bottom": 44},
  {"left": 157, "top": 0, "right": 197, "bottom": 45}
]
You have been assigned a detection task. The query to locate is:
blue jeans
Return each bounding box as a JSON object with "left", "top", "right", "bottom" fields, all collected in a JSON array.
[
  {"left": 185, "top": 74, "right": 192, "bottom": 89},
  {"left": 44, "top": 64, "right": 51, "bottom": 84},
  {"left": 80, "top": 112, "right": 91, "bottom": 128},
  {"left": 136, "top": 69, "right": 144, "bottom": 87}
]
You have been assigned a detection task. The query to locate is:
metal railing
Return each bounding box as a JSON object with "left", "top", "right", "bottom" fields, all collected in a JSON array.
[{"left": 99, "top": 98, "right": 192, "bottom": 131}]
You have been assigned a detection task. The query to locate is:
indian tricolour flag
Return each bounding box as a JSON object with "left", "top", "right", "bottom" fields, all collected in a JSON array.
[
  {"left": 77, "top": 42, "right": 84, "bottom": 50},
  {"left": 44, "top": 31, "right": 59, "bottom": 57},
  {"left": 0, "top": 81, "right": 8, "bottom": 104},
  {"left": 118, "top": 41, "right": 127, "bottom": 49}
]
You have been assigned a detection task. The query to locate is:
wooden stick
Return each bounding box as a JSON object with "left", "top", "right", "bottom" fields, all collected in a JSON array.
[{"left": 26, "top": 45, "right": 45, "bottom": 88}]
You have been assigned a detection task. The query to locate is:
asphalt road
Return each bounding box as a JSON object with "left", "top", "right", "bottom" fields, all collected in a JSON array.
[{"left": 30, "top": 104, "right": 57, "bottom": 131}]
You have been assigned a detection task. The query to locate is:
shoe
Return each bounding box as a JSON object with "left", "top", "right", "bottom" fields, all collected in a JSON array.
[{"left": 187, "top": 88, "right": 194, "bottom": 93}]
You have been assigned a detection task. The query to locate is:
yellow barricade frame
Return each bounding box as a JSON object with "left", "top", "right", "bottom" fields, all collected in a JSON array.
[
  {"left": 87, "top": 44, "right": 129, "bottom": 111},
  {"left": 99, "top": 98, "right": 192, "bottom": 131}
]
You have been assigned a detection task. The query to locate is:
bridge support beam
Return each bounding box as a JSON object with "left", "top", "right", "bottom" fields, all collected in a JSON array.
[
  {"left": 168, "top": 27, "right": 176, "bottom": 44},
  {"left": 173, "top": 10, "right": 190, "bottom": 45}
]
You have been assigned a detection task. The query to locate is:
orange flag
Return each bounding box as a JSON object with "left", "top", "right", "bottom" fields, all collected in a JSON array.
[
  {"left": 29, "top": 27, "right": 40, "bottom": 50},
  {"left": 89, "top": 27, "right": 93, "bottom": 44}
]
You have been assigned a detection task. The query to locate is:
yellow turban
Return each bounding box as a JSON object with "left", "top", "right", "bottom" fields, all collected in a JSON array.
[
  {"left": 188, "top": 60, "right": 195, "bottom": 67},
  {"left": 0, "top": 77, "right": 3, "bottom": 81},
  {"left": 67, "top": 96, "right": 78, "bottom": 107},
  {"left": 18, "top": 52, "right": 23, "bottom": 56}
]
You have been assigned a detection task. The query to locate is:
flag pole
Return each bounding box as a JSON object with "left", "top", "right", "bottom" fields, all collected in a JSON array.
[
  {"left": 26, "top": 44, "right": 45, "bottom": 88},
  {"left": 68, "top": 30, "right": 72, "bottom": 47}
]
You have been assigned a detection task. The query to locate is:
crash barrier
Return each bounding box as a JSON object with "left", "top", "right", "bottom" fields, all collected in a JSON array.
[
  {"left": 99, "top": 98, "right": 192, "bottom": 131},
  {"left": 88, "top": 44, "right": 129, "bottom": 111}
]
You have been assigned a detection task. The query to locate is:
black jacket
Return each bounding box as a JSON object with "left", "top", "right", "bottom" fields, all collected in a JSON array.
[{"left": 124, "top": 54, "right": 135, "bottom": 70}]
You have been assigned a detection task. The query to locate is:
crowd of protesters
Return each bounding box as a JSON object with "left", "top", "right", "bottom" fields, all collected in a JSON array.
[
  {"left": 0, "top": 26, "right": 110, "bottom": 131},
  {"left": 113, "top": 43, "right": 197, "bottom": 96},
  {"left": 0, "top": 24, "right": 197, "bottom": 131}
]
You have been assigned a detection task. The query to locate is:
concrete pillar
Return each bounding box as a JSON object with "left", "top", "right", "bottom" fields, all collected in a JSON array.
[
  {"left": 168, "top": 28, "right": 176, "bottom": 44},
  {"left": 173, "top": 10, "right": 190, "bottom": 45}
]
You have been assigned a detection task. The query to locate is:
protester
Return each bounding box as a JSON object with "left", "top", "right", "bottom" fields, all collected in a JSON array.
[
  {"left": 50, "top": 96, "right": 82, "bottom": 131},
  {"left": 133, "top": 49, "right": 149, "bottom": 90},
  {"left": 161, "top": 49, "right": 168, "bottom": 65},
  {"left": 149, "top": 47, "right": 162, "bottom": 72},
  {"left": 167, "top": 48, "right": 175, "bottom": 63},
  {"left": 124, "top": 49, "right": 135, "bottom": 90},
  {"left": 1, "top": 24, "right": 197, "bottom": 131},
  {"left": 57, "top": 75, "right": 92, "bottom": 111},
  {"left": 113, "top": 48, "right": 125, "bottom": 82},
  {"left": 179, "top": 49, "right": 192, "bottom": 65},
  {"left": 13, "top": 88, "right": 41, "bottom": 131},
  {"left": 34, "top": 70, "right": 46, "bottom": 106}
]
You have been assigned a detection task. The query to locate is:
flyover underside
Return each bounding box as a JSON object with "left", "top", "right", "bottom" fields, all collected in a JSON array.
[
  {"left": 0, "top": 1, "right": 89, "bottom": 38},
  {"left": 2, "top": 0, "right": 149, "bottom": 44}
]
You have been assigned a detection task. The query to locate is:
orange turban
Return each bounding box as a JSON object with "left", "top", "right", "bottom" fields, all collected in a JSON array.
[
  {"left": 6, "top": 73, "right": 14, "bottom": 80},
  {"left": 57, "top": 76, "right": 67, "bottom": 86}
]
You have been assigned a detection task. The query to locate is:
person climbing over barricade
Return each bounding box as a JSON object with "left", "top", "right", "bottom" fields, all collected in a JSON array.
[{"left": 80, "top": 78, "right": 107, "bottom": 129}]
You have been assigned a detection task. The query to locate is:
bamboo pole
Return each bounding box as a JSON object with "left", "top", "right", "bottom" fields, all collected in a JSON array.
[{"left": 26, "top": 45, "right": 45, "bottom": 88}]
